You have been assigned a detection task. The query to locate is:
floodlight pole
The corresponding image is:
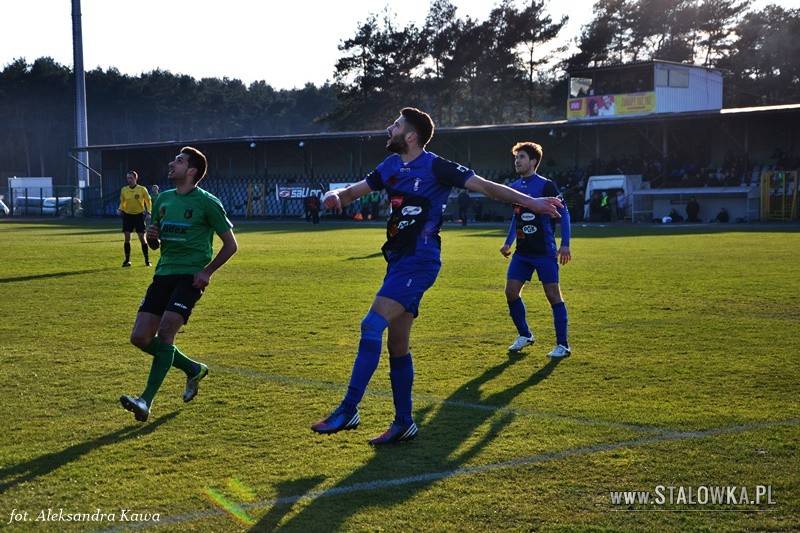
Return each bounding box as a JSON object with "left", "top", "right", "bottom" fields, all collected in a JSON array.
[{"left": 72, "top": 0, "right": 90, "bottom": 193}]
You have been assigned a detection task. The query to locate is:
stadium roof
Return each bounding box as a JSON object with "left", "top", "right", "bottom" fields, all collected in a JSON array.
[{"left": 75, "top": 103, "right": 800, "bottom": 153}]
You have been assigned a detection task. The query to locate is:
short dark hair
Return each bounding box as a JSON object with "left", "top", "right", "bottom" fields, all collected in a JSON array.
[
  {"left": 511, "top": 142, "right": 543, "bottom": 171},
  {"left": 127, "top": 170, "right": 138, "bottom": 179},
  {"left": 181, "top": 146, "right": 208, "bottom": 183},
  {"left": 400, "top": 107, "right": 434, "bottom": 148}
]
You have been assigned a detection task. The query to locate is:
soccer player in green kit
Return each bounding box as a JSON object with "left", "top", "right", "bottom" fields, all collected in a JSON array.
[{"left": 120, "top": 146, "right": 238, "bottom": 422}]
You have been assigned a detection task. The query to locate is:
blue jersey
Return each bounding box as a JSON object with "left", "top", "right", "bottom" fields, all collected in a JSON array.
[
  {"left": 504, "top": 173, "right": 570, "bottom": 257},
  {"left": 366, "top": 151, "right": 474, "bottom": 260}
]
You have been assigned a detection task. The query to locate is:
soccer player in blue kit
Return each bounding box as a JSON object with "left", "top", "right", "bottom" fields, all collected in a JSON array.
[
  {"left": 501, "top": 142, "right": 572, "bottom": 357},
  {"left": 311, "top": 108, "right": 564, "bottom": 444}
]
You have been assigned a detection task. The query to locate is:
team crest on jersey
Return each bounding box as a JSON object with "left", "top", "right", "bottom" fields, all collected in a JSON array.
[
  {"left": 159, "top": 207, "right": 166, "bottom": 217},
  {"left": 134, "top": 194, "right": 140, "bottom": 199},
  {"left": 389, "top": 174, "right": 399, "bottom": 185},
  {"left": 184, "top": 209, "right": 193, "bottom": 219}
]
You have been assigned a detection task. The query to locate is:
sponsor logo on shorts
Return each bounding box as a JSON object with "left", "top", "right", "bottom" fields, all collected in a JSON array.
[
  {"left": 521, "top": 212, "right": 536, "bottom": 221},
  {"left": 522, "top": 225, "right": 537, "bottom": 234}
]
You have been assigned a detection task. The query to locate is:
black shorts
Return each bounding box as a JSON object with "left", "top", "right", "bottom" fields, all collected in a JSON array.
[
  {"left": 138, "top": 274, "right": 204, "bottom": 324},
  {"left": 122, "top": 212, "right": 147, "bottom": 233}
]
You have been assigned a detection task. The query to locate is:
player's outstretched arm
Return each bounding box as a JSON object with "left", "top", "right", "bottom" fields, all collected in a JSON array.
[
  {"left": 323, "top": 180, "right": 372, "bottom": 213},
  {"left": 464, "top": 175, "right": 562, "bottom": 217}
]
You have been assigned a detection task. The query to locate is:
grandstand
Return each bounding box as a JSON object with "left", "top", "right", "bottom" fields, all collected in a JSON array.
[{"left": 58, "top": 61, "right": 798, "bottom": 222}]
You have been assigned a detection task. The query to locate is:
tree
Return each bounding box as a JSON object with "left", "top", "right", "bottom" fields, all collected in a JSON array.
[
  {"left": 695, "top": 0, "right": 748, "bottom": 67},
  {"left": 718, "top": 5, "right": 800, "bottom": 106},
  {"left": 325, "top": 9, "right": 425, "bottom": 130}
]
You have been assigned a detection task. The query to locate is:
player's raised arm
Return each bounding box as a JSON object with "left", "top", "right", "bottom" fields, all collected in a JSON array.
[{"left": 463, "top": 175, "right": 562, "bottom": 217}]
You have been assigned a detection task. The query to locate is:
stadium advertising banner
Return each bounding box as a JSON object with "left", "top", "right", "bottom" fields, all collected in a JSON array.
[
  {"left": 567, "top": 92, "right": 656, "bottom": 120},
  {"left": 275, "top": 184, "right": 325, "bottom": 201}
]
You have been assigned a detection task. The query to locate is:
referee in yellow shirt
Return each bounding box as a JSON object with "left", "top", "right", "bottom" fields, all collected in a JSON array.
[{"left": 118, "top": 170, "right": 152, "bottom": 267}]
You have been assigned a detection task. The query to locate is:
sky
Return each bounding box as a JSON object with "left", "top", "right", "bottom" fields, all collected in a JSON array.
[{"left": 2, "top": 0, "right": 798, "bottom": 90}]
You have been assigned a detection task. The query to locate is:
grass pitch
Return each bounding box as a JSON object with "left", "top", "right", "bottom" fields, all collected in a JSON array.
[{"left": 1, "top": 219, "right": 798, "bottom": 532}]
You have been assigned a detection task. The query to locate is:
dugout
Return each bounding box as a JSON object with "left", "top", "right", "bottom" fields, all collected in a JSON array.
[{"left": 631, "top": 186, "right": 760, "bottom": 223}]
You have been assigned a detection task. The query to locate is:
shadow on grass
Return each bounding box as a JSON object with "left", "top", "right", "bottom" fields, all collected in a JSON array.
[
  {"left": 0, "top": 411, "right": 179, "bottom": 495},
  {"left": 0, "top": 268, "right": 110, "bottom": 284},
  {"left": 250, "top": 476, "right": 327, "bottom": 531},
  {"left": 345, "top": 252, "right": 384, "bottom": 261},
  {"left": 265, "top": 357, "right": 563, "bottom": 531},
  {"left": 455, "top": 222, "right": 800, "bottom": 240}
]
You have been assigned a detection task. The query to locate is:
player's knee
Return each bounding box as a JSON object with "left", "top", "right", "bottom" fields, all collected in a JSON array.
[
  {"left": 387, "top": 340, "right": 409, "bottom": 358},
  {"left": 129, "top": 331, "right": 150, "bottom": 350},
  {"left": 360, "top": 310, "right": 388, "bottom": 341},
  {"left": 505, "top": 288, "right": 521, "bottom": 302}
]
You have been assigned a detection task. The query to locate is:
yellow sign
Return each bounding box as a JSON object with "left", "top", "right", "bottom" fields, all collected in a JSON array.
[{"left": 567, "top": 92, "right": 656, "bottom": 120}]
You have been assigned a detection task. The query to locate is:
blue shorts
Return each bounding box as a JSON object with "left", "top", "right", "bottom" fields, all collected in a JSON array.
[
  {"left": 507, "top": 254, "right": 559, "bottom": 285},
  {"left": 377, "top": 254, "right": 441, "bottom": 317}
]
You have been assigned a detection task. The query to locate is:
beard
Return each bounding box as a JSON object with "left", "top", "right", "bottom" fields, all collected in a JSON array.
[{"left": 386, "top": 135, "right": 407, "bottom": 155}]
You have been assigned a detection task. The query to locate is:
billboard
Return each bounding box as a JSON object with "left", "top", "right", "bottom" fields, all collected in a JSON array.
[{"left": 567, "top": 92, "right": 655, "bottom": 120}]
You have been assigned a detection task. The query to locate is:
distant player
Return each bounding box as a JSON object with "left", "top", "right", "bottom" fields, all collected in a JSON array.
[
  {"left": 501, "top": 141, "right": 572, "bottom": 358},
  {"left": 118, "top": 171, "right": 152, "bottom": 267},
  {"left": 310, "top": 108, "right": 563, "bottom": 444},
  {"left": 120, "top": 146, "right": 238, "bottom": 422}
]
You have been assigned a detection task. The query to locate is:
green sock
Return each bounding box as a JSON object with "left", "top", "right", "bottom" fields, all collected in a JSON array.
[
  {"left": 141, "top": 343, "right": 175, "bottom": 405},
  {"left": 144, "top": 337, "right": 196, "bottom": 374}
]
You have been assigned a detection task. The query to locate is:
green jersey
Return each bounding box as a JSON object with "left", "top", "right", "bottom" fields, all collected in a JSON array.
[{"left": 151, "top": 187, "right": 233, "bottom": 276}]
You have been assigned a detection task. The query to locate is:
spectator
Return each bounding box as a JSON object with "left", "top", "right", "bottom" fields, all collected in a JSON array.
[
  {"left": 306, "top": 193, "right": 321, "bottom": 224},
  {"left": 458, "top": 190, "right": 471, "bottom": 226},
  {"left": 616, "top": 190, "right": 629, "bottom": 221},
  {"left": 473, "top": 198, "right": 483, "bottom": 222},
  {"left": 303, "top": 194, "right": 312, "bottom": 222},
  {"left": 712, "top": 207, "right": 730, "bottom": 223},
  {"left": 600, "top": 191, "right": 612, "bottom": 221},
  {"left": 668, "top": 208, "right": 684, "bottom": 223},
  {"left": 588, "top": 191, "right": 602, "bottom": 222},
  {"left": 686, "top": 197, "right": 701, "bottom": 222}
]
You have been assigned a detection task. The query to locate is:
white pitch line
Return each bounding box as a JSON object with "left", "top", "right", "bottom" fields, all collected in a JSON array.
[{"left": 97, "top": 418, "right": 798, "bottom": 533}]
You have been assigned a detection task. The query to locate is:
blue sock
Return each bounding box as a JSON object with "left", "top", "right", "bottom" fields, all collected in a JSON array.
[
  {"left": 342, "top": 311, "right": 388, "bottom": 410},
  {"left": 508, "top": 297, "right": 532, "bottom": 337},
  {"left": 389, "top": 353, "right": 414, "bottom": 425},
  {"left": 552, "top": 301, "right": 568, "bottom": 347}
]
